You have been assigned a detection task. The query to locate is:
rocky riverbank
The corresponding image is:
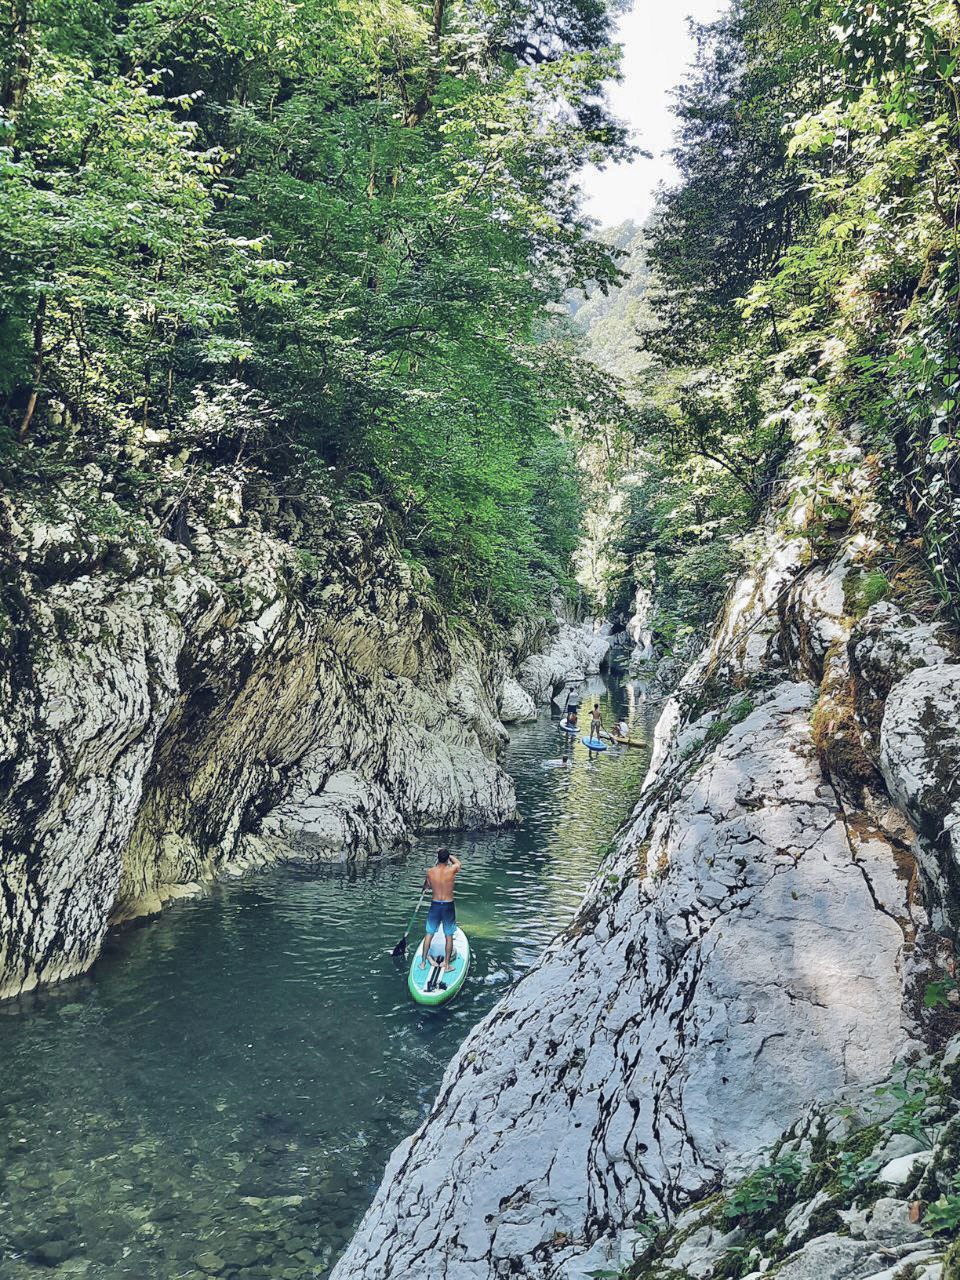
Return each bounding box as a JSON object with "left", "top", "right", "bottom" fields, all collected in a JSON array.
[
  {"left": 331, "top": 448, "right": 960, "bottom": 1279},
  {"left": 0, "top": 491, "right": 606, "bottom": 1001},
  {"left": 616, "top": 1032, "right": 960, "bottom": 1280}
]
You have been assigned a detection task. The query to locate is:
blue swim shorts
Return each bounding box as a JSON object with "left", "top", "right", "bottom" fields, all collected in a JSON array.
[{"left": 426, "top": 900, "right": 457, "bottom": 936}]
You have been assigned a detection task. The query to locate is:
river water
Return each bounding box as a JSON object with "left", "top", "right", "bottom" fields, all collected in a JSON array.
[{"left": 0, "top": 671, "right": 658, "bottom": 1280}]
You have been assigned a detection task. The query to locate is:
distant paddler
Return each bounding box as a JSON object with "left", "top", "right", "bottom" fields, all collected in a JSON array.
[
  {"left": 419, "top": 848, "right": 462, "bottom": 975},
  {"left": 558, "top": 678, "right": 582, "bottom": 737},
  {"left": 583, "top": 702, "right": 608, "bottom": 758},
  {"left": 559, "top": 703, "right": 579, "bottom": 735}
]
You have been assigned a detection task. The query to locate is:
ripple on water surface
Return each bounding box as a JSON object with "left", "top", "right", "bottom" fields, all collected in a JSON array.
[{"left": 0, "top": 672, "right": 659, "bottom": 1280}]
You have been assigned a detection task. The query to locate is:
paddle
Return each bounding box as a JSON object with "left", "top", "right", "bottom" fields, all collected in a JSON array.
[{"left": 391, "top": 885, "right": 427, "bottom": 958}]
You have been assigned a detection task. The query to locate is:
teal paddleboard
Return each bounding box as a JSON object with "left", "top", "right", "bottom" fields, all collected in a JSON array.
[
  {"left": 408, "top": 927, "right": 471, "bottom": 1006},
  {"left": 582, "top": 737, "right": 607, "bottom": 752}
]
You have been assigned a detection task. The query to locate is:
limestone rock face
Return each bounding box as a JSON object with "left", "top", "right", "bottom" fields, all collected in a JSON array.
[
  {"left": 331, "top": 683, "right": 917, "bottom": 1280},
  {"left": 516, "top": 621, "right": 610, "bottom": 704},
  {"left": 781, "top": 554, "right": 851, "bottom": 681},
  {"left": 257, "top": 770, "right": 410, "bottom": 857},
  {"left": 614, "top": 1034, "right": 960, "bottom": 1280},
  {"left": 627, "top": 574, "right": 655, "bottom": 667},
  {"left": 0, "top": 504, "right": 515, "bottom": 999},
  {"left": 498, "top": 676, "right": 537, "bottom": 724},
  {"left": 850, "top": 603, "right": 958, "bottom": 755},
  {"left": 332, "top": 459, "right": 960, "bottom": 1278},
  {"left": 880, "top": 663, "right": 960, "bottom": 886}
]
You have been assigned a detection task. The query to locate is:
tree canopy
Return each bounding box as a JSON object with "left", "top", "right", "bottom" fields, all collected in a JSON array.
[
  {"left": 611, "top": 0, "right": 960, "bottom": 650},
  {"left": 1, "top": 0, "right": 630, "bottom": 617},
  {"left": 6, "top": 0, "right": 959, "bottom": 639}
]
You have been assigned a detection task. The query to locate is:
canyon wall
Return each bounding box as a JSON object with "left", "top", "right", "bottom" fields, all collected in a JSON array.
[
  {"left": 332, "top": 458, "right": 960, "bottom": 1280},
  {"left": 0, "top": 496, "right": 527, "bottom": 1000}
]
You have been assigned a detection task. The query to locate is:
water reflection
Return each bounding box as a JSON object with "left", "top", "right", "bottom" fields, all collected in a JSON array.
[{"left": 0, "top": 668, "right": 658, "bottom": 1280}]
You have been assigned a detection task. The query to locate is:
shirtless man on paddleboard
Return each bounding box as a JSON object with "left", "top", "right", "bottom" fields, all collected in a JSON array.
[{"left": 420, "top": 848, "right": 461, "bottom": 973}]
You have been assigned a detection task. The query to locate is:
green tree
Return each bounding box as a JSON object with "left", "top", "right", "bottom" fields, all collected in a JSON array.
[
  {"left": 617, "top": 0, "right": 960, "bottom": 643},
  {"left": 1, "top": 0, "right": 631, "bottom": 619}
]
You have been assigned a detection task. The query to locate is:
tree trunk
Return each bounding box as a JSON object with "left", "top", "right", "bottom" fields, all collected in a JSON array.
[
  {"left": 18, "top": 292, "right": 46, "bottom": 441},
  {"left": 2, "top": 0, "right": 33, "bottom": 110},
  {"left": 405, "top": 0, "right": 446, "bottom": 127}
]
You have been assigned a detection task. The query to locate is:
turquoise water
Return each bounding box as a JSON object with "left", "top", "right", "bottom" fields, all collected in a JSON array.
[{"left": 0, "top": 672, "right": 658, "bottom": 1280}]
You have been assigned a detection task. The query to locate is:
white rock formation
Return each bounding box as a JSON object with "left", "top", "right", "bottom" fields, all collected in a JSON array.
[
  {"left": 333, "top": 472, "right": 960, "bottom": 1279},
  {"left": 516, "top": 621, "right": 611, "bottom": 705},
  {"left": 0, "top": 504, "right": 516, "bottom": 998},
  {"left": 255, "top": 770, "right": 409, "bottom": 857},
  {"left": 877, "top": 1151, "right": 933, "bottom": 1187},
  {"left": 625, "top": 1027, "right": 960, "bottom": 1279},
  {"left": 498, "top": 676, "right": 538, "bottom": 724},
  {"left": 331, "top": 682, "right": 919, "bottom": 1279},
  {"left": 627, "top": 572, "right": 655, "bottom": 666},
  {"left": 880, "top": 662, "right": 960, "bottom": 904},
  {"left": 850, "top": 602, "right": 958, "bottom": 755}
]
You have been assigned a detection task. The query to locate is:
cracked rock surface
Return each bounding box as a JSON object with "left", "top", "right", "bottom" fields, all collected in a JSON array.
[
  {"left": 331, "top": 682, "right": 917, "bottom": 1280},
  {"left": 0, "top": 503, "right": 517, "bottom": 999},
  {"left": 516, "top": 620, "right": 611, "bottom": 705},
  {"left": 328, "top": 449, "right": 960, "bottom": 1280},
  {"left": 849, "top": 603, "right": 958, "bottom": 756},
  {"left": 621, "top": 1033, "right": 960, "bottom": 1280},
  {"left": 880, "top": 663, "right": 960, "bottom": 898}
]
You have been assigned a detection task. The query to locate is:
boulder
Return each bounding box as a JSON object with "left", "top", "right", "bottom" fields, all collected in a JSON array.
[
  {"left": 499, "top": 677, "right": 537, "bottom": 724},
  {"left": 661, "top": 1224, "right": 743, "bottom": 1278},
  {"left": 259, "top": 771, "right": 409, "bottom": 855},
  {"left": 768, "top": 1233, "right": 888, "bottom": 1280},
  {"left": 860, "top": 1254, "right": 943, "bottom": 1280},
  {"left": 872, "top": 1133, "right": 930, "bottom": 1165},
  {"left": 877, "top": 1151, "right": 933, "bottom": 1188},
  {"left": 840, "top": 1196, "right": 929, "bottom": 1242}
]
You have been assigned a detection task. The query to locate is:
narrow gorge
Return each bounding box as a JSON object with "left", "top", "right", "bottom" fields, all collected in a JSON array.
[
  {"left": 2, "top": 0, "right": 960, "bottom": 1279},
  {"left": 0, "top": 495, "right": 608, "bottom": 998},
  {"left": 333, "top": 457, "right": 960, "bottom": 1278}
]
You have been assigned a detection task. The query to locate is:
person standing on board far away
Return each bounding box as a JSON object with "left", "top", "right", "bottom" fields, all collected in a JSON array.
[
  {"left": 591, "top": 703, "right": 603, "bottom": 739},
  {"left": 420, "top": 848, "right": 461, "bottom": 974}
]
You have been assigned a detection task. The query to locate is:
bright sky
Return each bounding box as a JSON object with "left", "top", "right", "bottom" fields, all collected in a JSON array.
[{"left": 580, "top": 0, "right": 731, "bottom": 228}]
